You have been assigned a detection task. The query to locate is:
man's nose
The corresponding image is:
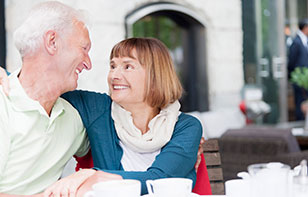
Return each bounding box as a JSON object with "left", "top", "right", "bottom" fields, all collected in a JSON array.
[{"left": 84, "top": 56, "right": 92, "bottom": 70}]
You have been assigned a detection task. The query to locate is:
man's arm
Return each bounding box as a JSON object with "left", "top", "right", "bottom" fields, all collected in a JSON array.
[
  {"left": 75, "top": 171, "right": 122, "bottom": 197},
  {"left": 0, "top": 193, "right": 42, "bottom": 197},
  {"left": 0, "top": 110, "right": 10, "bottom": 183},
  {"left": 43, "top": 169, "right": 122, "bottom": 197},
  {"left": 0, "top": 74, "right": 34, "bottom": 197}
]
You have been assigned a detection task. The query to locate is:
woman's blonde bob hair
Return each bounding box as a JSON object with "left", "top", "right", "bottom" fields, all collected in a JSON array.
[{"left": 110, "top": 37, "right": 183, "bottom": 109}]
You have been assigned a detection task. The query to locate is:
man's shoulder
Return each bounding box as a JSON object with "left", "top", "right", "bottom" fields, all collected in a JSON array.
[
  {"left": 0, "top": 87, "right": 10, "bottom": 122},
  {"left": 56, "top": 98, "right": 86, "bottom": 137},
  {"left": 0, "top": 86, "right": 10, "bottom": 108},
  {"left": 58, "top": 97, "right": 81, "bottom": 115},
  {"left": 293, "top": 35, "right": 303, "bottom": 44}
]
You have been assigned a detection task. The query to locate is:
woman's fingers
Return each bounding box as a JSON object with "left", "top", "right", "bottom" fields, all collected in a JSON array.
[
  {"left": 0, "top": 67, "right": 9, "bottom": 96},
  {"left": 195, "top": 137, "right": 205, "bottom": 171}
]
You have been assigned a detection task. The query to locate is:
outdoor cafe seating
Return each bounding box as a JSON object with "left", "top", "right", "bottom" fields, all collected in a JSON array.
[{"left": 219, "top": 126, "right": 308, "bottom": 181}]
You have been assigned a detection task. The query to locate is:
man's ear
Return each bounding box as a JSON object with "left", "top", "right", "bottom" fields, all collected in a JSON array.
[{"left": 44, "top": 30, "right": 58, "bottom": 55}]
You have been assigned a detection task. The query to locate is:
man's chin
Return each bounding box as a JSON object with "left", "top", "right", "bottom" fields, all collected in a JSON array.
[{"left": 66, "top": 83, "right": 78, "bottom": 93}]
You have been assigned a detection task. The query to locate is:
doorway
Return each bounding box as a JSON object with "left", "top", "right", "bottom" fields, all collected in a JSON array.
[{"left": 125, "top": 2, "right": 209, "bottom": 112}]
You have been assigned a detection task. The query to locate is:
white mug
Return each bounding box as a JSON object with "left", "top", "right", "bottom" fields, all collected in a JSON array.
[
  {"left": 84, "top": 179, "right": 141, "bottom": 197},
  {"left": 146, "top": 178, "right": 192, "bottom": 197},
  {"left": 225, "top": 179, "right": 250, "bottom": 197}
]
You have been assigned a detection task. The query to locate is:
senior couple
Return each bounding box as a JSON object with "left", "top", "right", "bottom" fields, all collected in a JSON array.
[{"left": 0, "top": 1, "right": 208, "bottom": 196}]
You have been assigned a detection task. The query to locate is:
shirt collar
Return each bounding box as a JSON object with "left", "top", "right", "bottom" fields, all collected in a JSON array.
[
  {"left": 297, "top": 30, "right": 308, "bottom": 46},
  {"left": 8, "top": 69, "right": 65, "bottom": 118}
]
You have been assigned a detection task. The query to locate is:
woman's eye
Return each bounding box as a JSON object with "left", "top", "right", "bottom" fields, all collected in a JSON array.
[
  {"left": 125, "top": 64, "right": 133, "bottom": 70},
  {"left": 110, "top": 65, "right": 115, "bottom": 69}
]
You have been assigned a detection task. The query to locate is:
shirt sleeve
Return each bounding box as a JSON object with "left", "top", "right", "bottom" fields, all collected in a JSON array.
[
  {"left": 0, "top": 122, "right": 10, "bottom": 180},
  {"left": 0, "top": 91, "right": 10, "bottom": 180},
  {"left": 74, "top": 127, "right": 90, "bottom": 157},
  {"left": 95, "top": 114, "right": 202, "bottom": 195}
]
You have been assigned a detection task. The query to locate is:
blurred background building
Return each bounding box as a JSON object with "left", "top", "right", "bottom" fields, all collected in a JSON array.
[{"left": 0, "top": 0, "right": 307, "bottom": 130}]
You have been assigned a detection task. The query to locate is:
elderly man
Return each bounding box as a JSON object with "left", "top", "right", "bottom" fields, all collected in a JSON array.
[
  {"left": 0, "top": 1, "right": 119, "bottom": 196},
  {"left": 0, "top": 2, "right": 205, "bottom": 197}
]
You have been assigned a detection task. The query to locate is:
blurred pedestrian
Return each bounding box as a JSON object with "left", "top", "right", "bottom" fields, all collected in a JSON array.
[{"left": 288, "top": 18, "right": 308, "bottom": 120}]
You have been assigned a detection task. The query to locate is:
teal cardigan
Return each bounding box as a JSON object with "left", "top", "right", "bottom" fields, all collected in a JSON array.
[{"left": 62, "top": 90, "right": 202, "bottom": 194}]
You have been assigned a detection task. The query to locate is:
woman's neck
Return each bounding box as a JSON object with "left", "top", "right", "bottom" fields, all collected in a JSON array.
[{"left": 122, "top": 103, "right": 159, "bottom": 134}]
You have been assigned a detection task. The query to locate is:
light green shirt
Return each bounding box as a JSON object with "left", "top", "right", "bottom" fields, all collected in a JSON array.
[{"left": 0, "top": 70, "right": 89, "bottom": 195}]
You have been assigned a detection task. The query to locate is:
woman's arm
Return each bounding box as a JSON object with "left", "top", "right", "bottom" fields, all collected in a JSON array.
[
  {"left": 41, "top": 113, "right": 201, "bottom": 196},
  {"left": 0, "top": 67, "right": 10, "bottom": 96},
  {"left": 61, "top": 90, "right": 111, "bottom": 128},
  {"left": 96, "top": 114, "right": 202, "bottom": 194}
]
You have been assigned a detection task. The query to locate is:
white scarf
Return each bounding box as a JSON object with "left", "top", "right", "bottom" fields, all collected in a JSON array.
[{"left": 111, "top": 101, "right": 181, "bottom": 153}]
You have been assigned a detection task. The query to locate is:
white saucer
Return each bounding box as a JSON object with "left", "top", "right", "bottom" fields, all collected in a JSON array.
[
  {"left": 142, "top": 194, "right": 226, "bottom": 197},
  {"left": 142, "top": 193, "right": 200, "bottom": 196}
]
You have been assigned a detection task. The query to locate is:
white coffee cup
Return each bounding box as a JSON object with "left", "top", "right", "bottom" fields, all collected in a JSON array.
[
  {"left": 146, "top": 178, "right": 192, "bottom": 197},
  {"left": 225, "top": 179, "right": 250, "bottom": 197},
  {"left": 84, "top": 179, "right": 141, "bottom": 197}
]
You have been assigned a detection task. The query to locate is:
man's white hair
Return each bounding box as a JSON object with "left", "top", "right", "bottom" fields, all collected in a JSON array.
[{"left": 14, "top": 1, "right": 87, "bottom": 57}]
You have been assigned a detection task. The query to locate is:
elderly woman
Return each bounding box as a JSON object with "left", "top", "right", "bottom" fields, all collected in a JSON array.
[{"left": 1, "top": 38, "right": 204, "bottom": 196}]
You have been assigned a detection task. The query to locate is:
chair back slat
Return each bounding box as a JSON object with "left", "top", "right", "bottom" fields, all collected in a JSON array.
[
  {"left": 203, "top": 139, "right": 224, "bottom": 195},
  {"left": 203, "top": 139, "right": 219, "bottom": 152},
  {"left": 204, "top": 152, "right": 221, "bottom": 166}
]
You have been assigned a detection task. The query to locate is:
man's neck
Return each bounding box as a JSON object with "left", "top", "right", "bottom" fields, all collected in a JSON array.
[{"left": 18, "top": 62, "right": 62, "bottom": 116}]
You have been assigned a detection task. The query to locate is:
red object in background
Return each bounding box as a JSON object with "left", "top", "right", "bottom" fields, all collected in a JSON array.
[
  {"left": 239, "top": 100, "right": 253, "bottom": 124},
  {"left": 75, "top": 150, "right": 212, "bottom": 195},
  {"left": 75, "top": 150, "right": 94, "bottom": 171},
  {"left": 192, "top": 154, "right": 212, "bottom": 195}
]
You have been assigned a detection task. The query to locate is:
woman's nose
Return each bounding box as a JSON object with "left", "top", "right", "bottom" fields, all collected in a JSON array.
[{"left": 110, "top": 67, "right": 122, "bottom": 80}]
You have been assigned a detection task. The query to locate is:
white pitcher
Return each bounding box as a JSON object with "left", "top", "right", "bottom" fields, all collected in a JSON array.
[{"left": 248, "top": 162, "right": 291, "bottom": 197}]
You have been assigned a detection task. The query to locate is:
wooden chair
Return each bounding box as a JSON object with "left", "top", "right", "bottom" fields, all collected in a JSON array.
[{"left": 203, "top": 138, "right": 224, "bottom": 195}]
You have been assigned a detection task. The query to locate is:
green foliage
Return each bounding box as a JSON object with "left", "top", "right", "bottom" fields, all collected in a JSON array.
[
  {"left": 132, "top": 16, "right": 182, "bottom": 50},
  {"left": 291, "top": 67, "right": 308, "bottom": 91}
]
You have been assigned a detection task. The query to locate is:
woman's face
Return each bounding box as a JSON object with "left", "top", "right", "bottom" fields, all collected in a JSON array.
[{"left": 108, "top": 51, "right": 147, "bottom": 107}]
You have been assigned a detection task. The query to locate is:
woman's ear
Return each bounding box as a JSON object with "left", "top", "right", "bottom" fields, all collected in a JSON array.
[{"left": 44, "top": 30, "right": 57, "bottom": 55}]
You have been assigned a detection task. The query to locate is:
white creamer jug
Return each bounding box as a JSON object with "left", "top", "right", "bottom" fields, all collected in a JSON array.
[{"left": 248, "top": 162, "right": 291, "bottom": 197}]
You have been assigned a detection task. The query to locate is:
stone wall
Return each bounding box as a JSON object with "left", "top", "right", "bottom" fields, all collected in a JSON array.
[{"left": 5, "top": 0, "right": 243, "bottom": 111}]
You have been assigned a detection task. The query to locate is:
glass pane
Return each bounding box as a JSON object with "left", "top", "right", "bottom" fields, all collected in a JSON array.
[
  {"left": 133, "top": 15, "right": 182, "bottom": 50},
  {"left": 132, "top": 15, "right": 185, "bottom": 81},
  {"left": 297, "top": 0, "right": 308, "bottom": 19}
]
